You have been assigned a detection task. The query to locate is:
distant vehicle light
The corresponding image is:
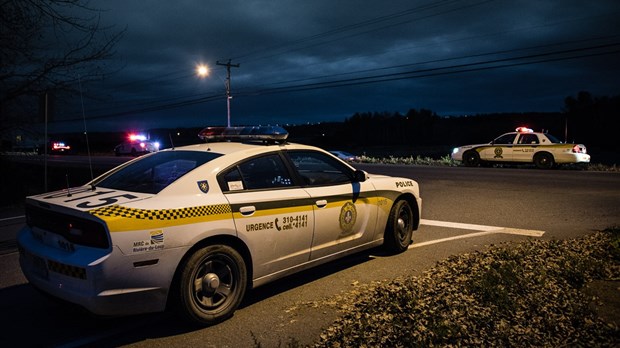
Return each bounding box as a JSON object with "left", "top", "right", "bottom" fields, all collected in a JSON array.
[
  {"left": 129, "top": 134, "right": 147, "bottom": 141},
  {"left": 52, "top": 142, "right": 70, "bottom": 151},
  {"left": 515, "top": 127, "right": 533, "bottom": 133},
  {"left": 154, "top": 142, "right": 160, "bottom": 149},
  {"left": 198, "top": 126, "right": 288, "bottom": 142}
]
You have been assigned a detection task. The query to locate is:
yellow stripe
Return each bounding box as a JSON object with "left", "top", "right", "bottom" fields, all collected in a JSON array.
[{"left": 90, "top": 204, "right": 232, "bottom": 232}]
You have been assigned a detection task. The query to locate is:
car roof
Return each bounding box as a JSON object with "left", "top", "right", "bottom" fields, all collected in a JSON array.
[{"left": 163, "top": 141, "right": 321, "bottom": 156}]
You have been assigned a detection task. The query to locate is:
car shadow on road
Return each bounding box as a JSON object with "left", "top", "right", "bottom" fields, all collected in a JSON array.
[{"left": 1, "top": 248, "right": 380, "bottom": 347}]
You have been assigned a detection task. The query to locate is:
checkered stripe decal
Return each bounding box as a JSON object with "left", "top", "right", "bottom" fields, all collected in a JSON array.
[
  {"left": 48, "top": 259, "right": 87, "bottom": 280},
  {"left": 89, "top": 204, "right": 232, "bottom": 220}
]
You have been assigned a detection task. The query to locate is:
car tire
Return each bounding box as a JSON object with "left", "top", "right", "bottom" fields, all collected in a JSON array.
[
  {"left": 384, "top": 199, "right": 414, "bottom": 254},
  {"left": 463, "top": 150, "right": 480, "bottom": 167},
  {"left": 174, "top": 244, "right": 247, "bottom": 325},
  {"left": 534, "top": 152, "right": 554, "bottom": 169}
]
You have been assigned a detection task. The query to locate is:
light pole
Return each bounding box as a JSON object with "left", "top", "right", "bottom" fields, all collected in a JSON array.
[
  {"left": 216, "top": 60, "right": 240, "bottom": 127},
  {"left": 197, "top": 62, "right": 239, "bottom": 127}
]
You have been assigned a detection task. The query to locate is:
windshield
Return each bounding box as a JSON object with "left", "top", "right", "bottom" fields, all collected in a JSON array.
[{"left": 94, "top": 151, "right": 222, "bottom": 194}]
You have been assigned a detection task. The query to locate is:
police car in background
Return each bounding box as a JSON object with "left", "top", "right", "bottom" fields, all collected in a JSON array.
[
  {"left": 451, "top": 127, "right": 591, "bottom": 169},
  {"left": 18, "top": 126, "right": 422, "bottom": 325},
  {"left": 114, "top": 134, "right": 160, "bottom": 156}
]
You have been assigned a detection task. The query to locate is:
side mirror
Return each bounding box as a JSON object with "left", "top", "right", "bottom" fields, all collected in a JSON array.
[{"left": 353, "top": 169, "right": 368, "bottom": 183}]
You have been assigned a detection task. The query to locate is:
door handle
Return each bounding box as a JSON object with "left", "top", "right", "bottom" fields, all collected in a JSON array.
[
  {"left": 315, "top": 200, "right": 327, "bottom": 208},
  {"left": 239, "top": 206, "right": 256, "bottom": 216}
]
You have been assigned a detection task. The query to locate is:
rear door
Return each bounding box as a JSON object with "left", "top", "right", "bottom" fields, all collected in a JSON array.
[{"left": 512, "top": 133, "right": 539, "bottom": 162}]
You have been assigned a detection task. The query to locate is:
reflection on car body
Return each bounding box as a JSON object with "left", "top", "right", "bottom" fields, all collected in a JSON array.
[
  {"left": 18, "top": 126, "right": 422, "bottom": 325},
  {"left": 451, "top": 127, "right": 590, "bottom": 169},
  {"left": 329, "top": 150, "right": 360, "bottom": 162}
]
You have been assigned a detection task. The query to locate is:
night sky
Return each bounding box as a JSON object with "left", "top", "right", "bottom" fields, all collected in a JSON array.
[{"left": 50, "top": 0, "right": 620, "bottom": 132}]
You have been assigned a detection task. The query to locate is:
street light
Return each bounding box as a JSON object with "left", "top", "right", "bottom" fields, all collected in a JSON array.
[
  {"left": 196, "top": 61, "right": 239, "bottom": 127},
  {"left": 196, "top": 64, "right": 209, "bottom": 77}
]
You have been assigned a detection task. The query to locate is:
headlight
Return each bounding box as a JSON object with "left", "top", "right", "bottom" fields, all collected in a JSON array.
[{"left": 452, "top": 147, "right": 459, "bottom": 154}]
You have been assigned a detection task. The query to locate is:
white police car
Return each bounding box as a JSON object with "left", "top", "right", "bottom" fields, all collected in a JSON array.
[
  {"left": 114, "top": 134, "right": 160, "bottom": 156},
  {"left": 451, "top": 127, "right": 590, "bottom": 169},
  {"left": 18, "top": 126, "right": 422, "bottom": 325}
]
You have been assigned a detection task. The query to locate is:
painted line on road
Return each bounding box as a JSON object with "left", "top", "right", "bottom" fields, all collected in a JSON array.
[{"left": 410, "top": 219, "right": 545, "bottom": 249}]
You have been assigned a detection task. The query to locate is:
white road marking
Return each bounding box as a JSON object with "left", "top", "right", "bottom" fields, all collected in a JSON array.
[{"left": 410, "top": 219, "right": 545, "bottom": 249}]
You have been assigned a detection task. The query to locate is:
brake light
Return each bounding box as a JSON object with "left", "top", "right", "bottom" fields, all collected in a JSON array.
[{"left": 572, "top": 145, "right": 586, "bottom": 154}]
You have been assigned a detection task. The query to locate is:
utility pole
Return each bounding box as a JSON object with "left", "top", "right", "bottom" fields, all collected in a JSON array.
[{"left": 216, "top": 59, "right": 240, "bottom": 127}]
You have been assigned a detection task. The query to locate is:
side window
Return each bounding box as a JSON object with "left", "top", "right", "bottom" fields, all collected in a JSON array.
[
  {"left": 287, "top": 151, "right": 352, "bottom": 186},
  {"left": 519, "top": 134, "right": 539, "bottom": 144},
  {"left": 222, "top": 154, "right": 292, "bottom": 191},
  {"left": 493, "top": 133, "right": 517, "bottom": 144}
]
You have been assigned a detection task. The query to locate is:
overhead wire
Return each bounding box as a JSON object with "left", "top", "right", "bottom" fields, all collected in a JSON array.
[{"left": 61, "top": 0, "right": 620, "bottom": 123}]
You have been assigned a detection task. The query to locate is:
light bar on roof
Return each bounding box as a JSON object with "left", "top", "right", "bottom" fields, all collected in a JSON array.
[{"left": 198, "top": 126, "right": 289, "bottom": 142}]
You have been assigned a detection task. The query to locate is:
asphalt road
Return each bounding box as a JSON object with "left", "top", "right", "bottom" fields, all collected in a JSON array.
[{"left": 1, "top": 163, "right": 618, "bottom": 347}]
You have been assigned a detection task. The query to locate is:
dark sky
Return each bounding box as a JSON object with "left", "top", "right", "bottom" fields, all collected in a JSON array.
[{"left": 52, "top": 0, "right": 620, "bottom": 132}]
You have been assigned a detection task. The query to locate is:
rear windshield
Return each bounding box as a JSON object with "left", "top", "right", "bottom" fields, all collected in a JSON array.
[{"left": 94, "top": 151, "right": 222, "bottom": 194}]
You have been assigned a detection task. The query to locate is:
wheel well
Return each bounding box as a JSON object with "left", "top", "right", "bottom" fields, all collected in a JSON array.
[
  {"left": 534, "top": 151, "right": 553, "bottom": 160},
  {"left": 166, "top": 234, "right": 253, "bottom": 310},
  {"left": 393, "top": 193, "right": 420, "bottom": 230}
]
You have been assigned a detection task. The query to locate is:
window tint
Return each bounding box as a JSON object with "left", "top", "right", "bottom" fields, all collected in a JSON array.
[
  {"left": 493, "top": 133, "right": 517, "bottom": 144},
  {"left": 544, "top": 133, "right": 562, "bottom": 143},
  {"left": 223, "top": 154, "right": 292, "bottom": 191},
  {"left": 518, "top": 134, "right": 539, "bottom": 144},
  {"left": 95, "top": 151, "right": 221, "bottom": 194},
  {"left": 287, "top": 151, "right": 352, "bottom": 186}
]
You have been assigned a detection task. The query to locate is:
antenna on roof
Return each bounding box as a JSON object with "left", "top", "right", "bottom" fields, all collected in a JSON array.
[{"left": 78, "top": 74, "right": 95, "bottom": 191}]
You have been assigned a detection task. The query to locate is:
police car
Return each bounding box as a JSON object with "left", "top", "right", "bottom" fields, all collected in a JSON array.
[
  {"left": 451, "top": 127, "right": 590, "bottom": 169},
  {"left": 114, "top": 134, "right": 160, "bottom": 156},
  {"left": 18, "top": 126, "right": 422, "bottom": 325}
]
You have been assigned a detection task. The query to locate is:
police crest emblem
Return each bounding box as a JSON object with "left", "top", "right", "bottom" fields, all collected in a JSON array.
[
  {"left": 339, "top": 202, "right": 357, "bottom": 233},
  {"left": 197, "top": 180, "right": 209, "bottom": 193}
]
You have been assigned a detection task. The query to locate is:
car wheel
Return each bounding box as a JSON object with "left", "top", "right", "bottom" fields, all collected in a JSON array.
[
  {"left": 384, "top": 199, "right": 414, "bottom": 254},
  {"left": 463, "top": 150, "right": 480, "bottom": 167},
  {"left": 175, "top": 244, "right": 247, "bottom": 325},
  {"left": 534, "top": 152, "right": 554, "bottom": 169}
]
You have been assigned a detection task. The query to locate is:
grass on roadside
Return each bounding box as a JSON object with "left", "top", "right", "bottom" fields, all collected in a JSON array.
[
  {"left": 313, "top": 227, "right": 620, "bottom": 347},
  {"left": 357, "top": 154, "right": 618, "bottom": 171}
]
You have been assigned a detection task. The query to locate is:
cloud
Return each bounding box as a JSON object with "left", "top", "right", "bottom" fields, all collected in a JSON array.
[{"left": 48, "top": 0, "right": 620, "bottom": 131}]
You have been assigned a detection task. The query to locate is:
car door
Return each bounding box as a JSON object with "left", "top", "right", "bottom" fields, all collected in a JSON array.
[
  {"left": 512, "top": 133, "right": 539, "bottom": 162},
  {"left": 220, "top": 153, "right": 315, "bottom": 280},
  {"left": 481, "top": 133, "right": 516, "bottom": 161},
  {"left": 285, "top": 150, "right": 378, "bottom": 261}
]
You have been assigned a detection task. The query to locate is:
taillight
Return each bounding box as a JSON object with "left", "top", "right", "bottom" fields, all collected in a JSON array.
[{"left": 572, "top": 145, "right": 586, "bottom": 154}]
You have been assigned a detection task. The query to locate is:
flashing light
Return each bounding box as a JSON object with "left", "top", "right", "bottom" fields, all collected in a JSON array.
[
  {"left": 52, "top": 142, "right": 70, "bottom": 150},
  {"left": 153, "top": 142, "right": 160, "bottom": 149},
  {"left": 515, "top": 127, "right": 533, "bottom": 133},
  {"left": 198, "top": 126, "right": 289, "bottom": 143},
  {"left": 129, "top": 134, "right": 147, "bottom": 141}
]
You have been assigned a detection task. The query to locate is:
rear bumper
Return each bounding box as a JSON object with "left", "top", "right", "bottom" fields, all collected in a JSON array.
[{"left": 17, "top": 228, "right": 173, "bottom": 316}]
